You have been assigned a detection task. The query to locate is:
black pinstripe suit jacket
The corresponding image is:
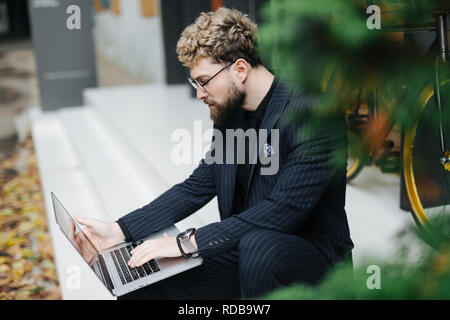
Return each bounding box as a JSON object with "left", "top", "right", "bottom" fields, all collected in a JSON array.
[{"left": 119, "top": 81, "right": 354, "bottom": 266}]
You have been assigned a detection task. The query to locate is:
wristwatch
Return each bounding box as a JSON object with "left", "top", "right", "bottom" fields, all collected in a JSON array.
[{"left": 176, "top": 228, "right": 199, "bottom": 258}]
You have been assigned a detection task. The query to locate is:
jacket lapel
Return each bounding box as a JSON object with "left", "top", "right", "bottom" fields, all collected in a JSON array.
[
  {"left": 243, "top": 81, "right": 293, "bottom": 205},
  {"left": 219, "top": 81, "right": 293, "bottom": 217}
]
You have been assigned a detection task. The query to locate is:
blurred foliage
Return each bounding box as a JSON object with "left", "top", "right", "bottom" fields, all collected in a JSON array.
[
  {"left": 258, "top": 0, "right": 449, "bottom": 158},
  {"left": 256, "top": 0, "right": 450, "bottom": 300},
  {"left": 263, "top": 216, "right": 450, "bottom": 299},
  {"left": 0, "top": 135, "right": 61, "bottom": 300}
]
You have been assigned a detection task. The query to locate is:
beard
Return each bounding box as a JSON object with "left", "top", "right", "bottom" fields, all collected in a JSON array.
[{"left": 206, "top": 83, "right": 246, "bottom": 127}]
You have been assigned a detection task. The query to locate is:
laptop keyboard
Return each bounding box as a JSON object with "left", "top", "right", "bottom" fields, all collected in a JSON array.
[{"left": 110, "top": 240, "right": 161, "bottom": 285}]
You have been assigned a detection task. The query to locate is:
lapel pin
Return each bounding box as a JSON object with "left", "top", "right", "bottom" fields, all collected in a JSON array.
[{"left": 263, "top": 143, "right": 275, "bottom": 158}]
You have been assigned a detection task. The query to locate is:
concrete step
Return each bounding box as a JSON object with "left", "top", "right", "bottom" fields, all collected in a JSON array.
[
  {"left": 83, "top": 84, "right": 221, "bottom": 227},
  {"left": 58, "top": 106, "right": 166, "bottom": 221}
]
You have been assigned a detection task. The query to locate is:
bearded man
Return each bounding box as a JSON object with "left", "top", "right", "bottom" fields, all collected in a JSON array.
[{"left": 75, "top": 7, "right": 354, "bottom": 300}]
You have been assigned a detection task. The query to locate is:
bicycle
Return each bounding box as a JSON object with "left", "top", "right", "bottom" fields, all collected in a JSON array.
[{"left": 345, "top": 9, "right": 450, "bottom": 238}]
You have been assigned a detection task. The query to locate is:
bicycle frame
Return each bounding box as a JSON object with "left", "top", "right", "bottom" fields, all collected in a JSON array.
[
  {"left": 371, "top": 11, "right": 450, "bottom": 163},
  {"left": 434, "top": 12, "right": 449, "bottom": 166}
]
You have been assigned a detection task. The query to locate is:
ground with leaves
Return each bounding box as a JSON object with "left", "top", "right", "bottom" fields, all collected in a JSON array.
[{"left": 0, "top": 135, "right": 61, "bottom": 300}]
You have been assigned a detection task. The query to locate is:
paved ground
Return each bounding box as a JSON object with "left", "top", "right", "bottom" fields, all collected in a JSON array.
[
  {"left": 0, "top": 39, "right": 38, "bottom": 144},
  {"left": 0, "top": 37, "right": 144, "bottom": 154}
]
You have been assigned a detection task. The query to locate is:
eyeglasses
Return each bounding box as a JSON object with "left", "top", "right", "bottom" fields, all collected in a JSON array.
[{"left": 188, "top": 61, "right": 235, "bottom": 93}]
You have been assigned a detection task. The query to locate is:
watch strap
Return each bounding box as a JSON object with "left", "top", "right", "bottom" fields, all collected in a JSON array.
[
  {"left": 176, "top": 234, "right": 191, "bottom": 258},
  {"left": 176, "top": 228, "right": 198, "bottom": 258}
]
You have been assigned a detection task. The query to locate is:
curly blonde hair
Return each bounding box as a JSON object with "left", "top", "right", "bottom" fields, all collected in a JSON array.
[{"left": 176, "top": 7, "right": 262, "bottom": 68}]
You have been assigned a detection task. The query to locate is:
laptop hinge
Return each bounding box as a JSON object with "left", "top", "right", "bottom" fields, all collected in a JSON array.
[{"left": 97, "top": 254, "right": 115, "bottom": 291}]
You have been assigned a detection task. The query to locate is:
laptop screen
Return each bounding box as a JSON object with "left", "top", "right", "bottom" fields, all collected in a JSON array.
[{"left": 51, "top": 193, "right": 98, "bottom": 266}]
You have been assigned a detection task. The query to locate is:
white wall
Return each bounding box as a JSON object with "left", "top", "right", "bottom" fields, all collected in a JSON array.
[{"left": 93, "top": 0, "right": 166, "bottom": 83}]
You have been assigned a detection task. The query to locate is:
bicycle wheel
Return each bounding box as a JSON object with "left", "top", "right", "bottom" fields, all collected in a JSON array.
[
  {"left": 347, "top": 130, "right": 367, "bottom": 181},
  {"left": 347, "top": 149, "right": 363, "bottom": 181},
  {"left": 403, "top": 79, "right": 450, "bottom": 237},
  {"left": 345, "top": 101, "right": 370, "bottom": 182}
]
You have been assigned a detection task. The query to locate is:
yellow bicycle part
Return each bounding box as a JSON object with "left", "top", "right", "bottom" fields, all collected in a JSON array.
[
  {"left": 403, "top": 79, "right": 450, "bottom": 231},
  {"left": 442, "top": 150, "right": 450, "bottom": 171}
]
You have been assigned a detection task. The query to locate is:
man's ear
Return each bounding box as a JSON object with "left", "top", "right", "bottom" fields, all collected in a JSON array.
[{"left": 234, "top": 58, "right": 249, "bottom": 83}]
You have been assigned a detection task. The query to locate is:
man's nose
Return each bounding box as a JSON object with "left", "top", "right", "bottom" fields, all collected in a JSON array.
[{"left": 196, "top": 87, "right": 208, "bottom": 100}]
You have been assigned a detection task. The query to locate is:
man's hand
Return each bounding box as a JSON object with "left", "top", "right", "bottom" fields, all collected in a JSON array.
[
  {"left": 67, "top": 219, "right": 96, "bottom": 263},
  {"left": 74, "top": 216, "right": 125, "bottom": 251},
  {"left": 128, "top": 233, "right": 187, "bottom": 268}
]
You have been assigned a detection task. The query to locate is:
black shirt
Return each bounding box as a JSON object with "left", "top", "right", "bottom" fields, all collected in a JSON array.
[{"left": 231, "top": 79, "right": 276, "bottom": 215}]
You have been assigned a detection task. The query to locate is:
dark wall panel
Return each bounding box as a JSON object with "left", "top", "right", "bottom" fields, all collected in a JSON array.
[
  {"left": 160, "top": 0, "right": 270, "bottom": 85},
  {"left": 160, "top": 0, "right": 210, "bottom": 85},
  {"left": 223, "top": 0, "right": 269, "bottom": 24}
]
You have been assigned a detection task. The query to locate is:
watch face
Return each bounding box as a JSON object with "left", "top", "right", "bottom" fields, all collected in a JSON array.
[
  {"left": 182, "top": 228, "right": 195, "bottom": 239},
  {"left": 178, "top": 228, "right": 198, "bottom": 257}
]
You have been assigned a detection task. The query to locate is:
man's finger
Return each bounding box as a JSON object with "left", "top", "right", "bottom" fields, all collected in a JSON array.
[
  {"left": 129, "top": 248, "right": 149, "bottom": 267},
  {"left": 67, "top": 220, "right": 76, "bottom": 239},
  {"left": 74, "top": 216, "right": 95, "bottom": 227},
  {"left": 132, "top": 252, "right": 153, "bottom": 268},
  {"left": 130, "top": 240, "right": 152, "bottom": 255},
  {"left": 129, "top": 247, "right": 144, "bottom": 266},
  {"left": 128, "top": 255, "right": 138, "bottom": 267},
  {"left": 83, "top": 228, "right": 100, "bottom": 250}
]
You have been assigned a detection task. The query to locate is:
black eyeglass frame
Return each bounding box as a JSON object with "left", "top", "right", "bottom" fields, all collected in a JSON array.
[{"left": 188, "top": 60, "right": 235, "bottom": 93}]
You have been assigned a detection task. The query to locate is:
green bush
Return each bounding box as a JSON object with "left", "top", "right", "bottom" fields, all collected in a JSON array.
[{"left": 263, "top": 223, "right": 450, "bottom": 299}]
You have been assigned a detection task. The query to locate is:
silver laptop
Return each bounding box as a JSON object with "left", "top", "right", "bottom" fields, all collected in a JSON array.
[{"left": 51, "top": 192, "right": 203, "bottom": 297}]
